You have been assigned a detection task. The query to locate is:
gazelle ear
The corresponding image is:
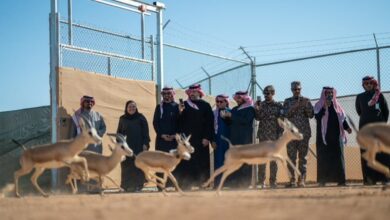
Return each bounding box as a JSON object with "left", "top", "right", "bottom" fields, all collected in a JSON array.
[
  {"left": 175, "top": 134, "right": 181, "bottom": 141},
  {"left": 277, "top": 118, "right": 285, "bottom": 128},
  {"left": 286, "top": 119, "right": 292, "bottom": 128},
  {"left": 186, "top": 134, "right": 192, "bottom": 142},
  {"left": 109, "top": 136, "right": 117, "bottom": 144},
  {"left": 78, "top": 117, "right": 86, "bottom": 131}
]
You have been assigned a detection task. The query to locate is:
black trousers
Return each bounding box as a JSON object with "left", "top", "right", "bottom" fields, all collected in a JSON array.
[{"left": 120, "top": 157, "right": 145, "bottom": 192}]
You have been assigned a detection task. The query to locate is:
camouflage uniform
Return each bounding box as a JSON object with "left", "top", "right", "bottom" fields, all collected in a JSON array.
[
  {"left": 283, "top": 96, "right": 314, "bottom": 183},
  {"left": 255, "top": 100, "right": 284, "bottom": 185}
]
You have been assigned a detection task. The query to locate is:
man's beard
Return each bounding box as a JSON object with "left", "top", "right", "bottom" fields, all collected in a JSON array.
[
  {"left": 84, "top": 106, "right": 92, "bottom": 111},
  {"left": 190, "top": 95, "right": 200, "bottom": 100}
]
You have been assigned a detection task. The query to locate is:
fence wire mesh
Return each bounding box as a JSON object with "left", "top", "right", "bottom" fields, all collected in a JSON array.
[
  {"left": 182, "top": 45, "right": 389, "bottom": 182},
  {"left": 54, "top": 7, "right": 390, "bottom": 183},
  {"left": 164, "top": 45, "right": 250, "bottom": 95},
  {"left": 380, "top": 48, "right": 390, "bottom": 92},
  {"left": 59, "top": 20, "right": 153, "bottom": 81}
]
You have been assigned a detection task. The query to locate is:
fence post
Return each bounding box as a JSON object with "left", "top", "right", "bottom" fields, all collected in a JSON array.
[
  {"left": 250, "top": 57, "right": 258, "bottom": 189},
  {"left": 156, "top": 6, "right": 165, "bottom": 103},
  {"left": 151, "top": 35, "right": 155, "bottom": 81},
  {"left": 201, "top": 66, "right": 212, "bottom": 95},
  {"left": 49, "top": 0, "right": 60, "bottom": 191},
  {"left": 67, "top": 0, "right": 72, "bottom": 45},
  {"left": 240, "top": 46, "right": 258, "bottom": 188},
  {"left": 141, "top": 11, "right": 145, "bottom": 59},
  {"left": 107, "top": 57, "right": 111, "bottom": 76},
  {"left": 373, "top": 34, "right": 381, "bottom": 87}
]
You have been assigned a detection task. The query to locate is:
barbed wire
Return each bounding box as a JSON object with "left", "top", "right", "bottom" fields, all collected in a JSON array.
[
  {"left": 251, "top": 44, "right": 379, "bottom": 58},
  {"left": 168, "top": 20, "right": 240, "bottom": 50},
  {"left": 244, "top": 32, "right": 390, "bottom": 48}
]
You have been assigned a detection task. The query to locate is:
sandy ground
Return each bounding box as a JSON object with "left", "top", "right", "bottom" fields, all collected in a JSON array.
[{"left": 1, "top": 185, "right": 389, "bottom": 220}]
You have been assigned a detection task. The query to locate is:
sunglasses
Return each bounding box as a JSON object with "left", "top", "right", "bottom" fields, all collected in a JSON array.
[
  {"left": 363, "top": 82, "right": 373, "bottom": 85},
  {"left": 216, "top": 100, "right": 225, "bottom": 103},
  {"left": 84, "top": 100, "right": 93, "bottom": 103},
  {"left": 162, "top": 92, "right": 172, "bottom": 95},
  {"left": 292, "top": 88, "right": 301, "bottom": 91}
]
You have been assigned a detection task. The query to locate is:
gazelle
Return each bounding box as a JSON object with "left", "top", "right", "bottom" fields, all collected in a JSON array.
[
  {"left": 134, "top": 134, "right": 194, "bottom": 195},
  {"left": 13, "top": 116, "right": 102, "bottom": 197},
  {"left": 348, "top": 117, "right": 390, "bottom": 177},
  {"left": 203, "top": 118, "right": 303, "bottom": 195},
  {"left": 66, "top": 133, "right": 133, "bottom": 195}
]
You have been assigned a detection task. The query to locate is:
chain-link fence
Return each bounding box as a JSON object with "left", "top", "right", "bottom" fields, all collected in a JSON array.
[
  {"left": 164, "top": 45, "right": 250, "bottom": 95},
  {"left": 182, "top": 44, "right": 389, "bottom": 182},
  {"left": 49, "top": 0, "right": 390, "bottom": 184},
  {"left": 59, "top": 20, "right": 154, "bottom": 81}
]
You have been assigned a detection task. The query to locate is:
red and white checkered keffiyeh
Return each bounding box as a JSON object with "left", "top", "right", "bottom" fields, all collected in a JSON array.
[
  {"left": 314, "top": 87, "right": 347, "bottom": 145},
  {"left": 362, "top": 76, "right": 381, "bottom": 107},
  {"left": 185, "top": 84, "right": 205, "bottom": 110},
  {"left": 233, "top": 91, "right": 253, "bottom": 110}
]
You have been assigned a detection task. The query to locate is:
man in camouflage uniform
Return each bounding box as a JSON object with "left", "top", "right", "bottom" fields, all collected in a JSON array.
[
  {"left": 255, "top": 85, "right": 283, "bottom": 188},
  {"left": 283, "top": 81, "right": 314, "bottom": 187}
]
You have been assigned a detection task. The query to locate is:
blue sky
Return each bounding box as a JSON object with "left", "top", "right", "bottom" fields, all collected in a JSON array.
[{"left": 1, "top": 0, "right": 390, "bottom": 111}]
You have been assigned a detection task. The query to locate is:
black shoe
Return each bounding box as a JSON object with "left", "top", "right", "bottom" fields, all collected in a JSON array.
[
  {"left": 270, "top": 182, "right": 277, "bottom": 189},
  {"left": 298, "top": 176, "right": 306, "bottom": 188},
  {"left": 364, "top": 178, "right": 375, "bottom": 186},
  {"left": 337, "top": 182, "right": 347, "bottom": 186},
  {"left": 318, "top": 182, "right": 325, "bottom": 187},
  {"left": 87, "top": 189, "right": 101, "bottom": 194}
]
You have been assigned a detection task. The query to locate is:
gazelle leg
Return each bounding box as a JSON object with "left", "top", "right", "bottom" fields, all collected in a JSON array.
[
  {"left": 216, "top": 164, "right": 242, "bottom": 196},
  {"left": 202, "top": 165, "right": 228, "bottom": 188},
  {"left": 69, "top": 156, "right": 90, "bottom": 181},
  {"left": 285, "top": 157, "right": 301, "bottom": 178},
  {"left": 99, "top": 176, "right": 104, "bottom": 196},
  {"left": 148, "top": 172, "right": 166, "bottom": 189},
  {"left": 31, "top": 168, "right": 48, "bottom": 197},
  {"left": 14, "top": 165, "right": 33, "bottom": 197},
  {"left": 166, "top": 172, "right": 184, "bottom": 195}
]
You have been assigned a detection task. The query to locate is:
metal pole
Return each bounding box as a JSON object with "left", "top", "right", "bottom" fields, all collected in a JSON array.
[
  {"left": 373, "top": 33, "right": 381, "bottom": 87},
  {"left": 141, "top": 12, "right": 145, "bottom": 59},
  {"left": 107, "top": 57, "right": 111, "bottom": 76},
  {"left": 208, "top": 78, "right": 212, "bottom": 95},
  {"left": 251, "top": 57, "right": 257, "bottom": 98},
  {"left": 163, "top": 19, "right": 171, "bottom": 30},
  {"left": 150, "top": 35, "right": 155, "bottom": 81},
  {"left": 156, "top": 7, "right": 164, "bottom": 103},
  {"left": 50, "top": 0, "right": 60, "bottom": 191},
  {"left": 175, "top": 79, "right": 184, "bottom": 89},
  {"left": 67, "top": 0, "right": 72, "bottom": 45},
  {"left": 250, "top": 57, "right": 258, "bottom": 189},
  {"left": 239, "top": 46, "right": 258, "bottom": 188},
  {"left": 201, "top": 67, "right": 212, "bottom": 95}
]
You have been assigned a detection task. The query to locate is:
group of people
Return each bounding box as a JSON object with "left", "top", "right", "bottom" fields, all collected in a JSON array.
[{"left": 71, "top": 75, "right": 389, "bottom": 192}]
